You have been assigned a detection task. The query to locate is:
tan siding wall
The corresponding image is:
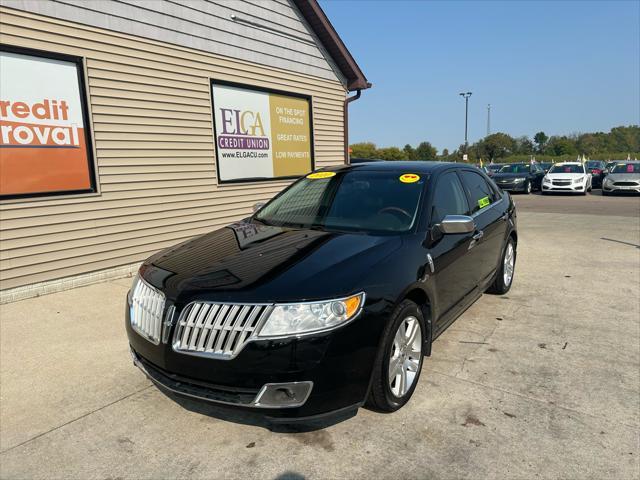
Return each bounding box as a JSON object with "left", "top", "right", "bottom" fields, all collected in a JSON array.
[{"left": 0, "top": 7, "right": 347, "bottom": 290}]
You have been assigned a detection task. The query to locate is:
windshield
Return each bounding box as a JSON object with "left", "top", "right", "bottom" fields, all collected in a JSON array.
[
  {"left": 611, "top": 163, "right": 640, "bottom": 174},
  {"left": 499, "top": 164, "right": 530, "bottom": 174},
  {"left": 549, "top": 164, "right": 585, "bottom": 174},
  {"left": 254, "top": 170, "right": 426, "bottom": 234},
  {"left": 486, "top": 165, "right": 502, "bottom": 171}
]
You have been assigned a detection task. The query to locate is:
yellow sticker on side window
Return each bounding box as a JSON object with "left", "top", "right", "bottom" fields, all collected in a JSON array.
[
  {"left": 307, "top": 171, "right": 336, "bottom": 179},
  {"left": 399, "top": 173, "right": 420, "bottom": 183},
  {"left": 478, "top": 196, "right": 491, "bottom": 209}
]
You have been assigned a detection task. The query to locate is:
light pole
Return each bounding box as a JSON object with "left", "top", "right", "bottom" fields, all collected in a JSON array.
[
  {"left": 487, "top": 103, "right": 491, "bottom": 136},
  {"left": 459, "top": 92, "right": 472, "bottom": 159}
]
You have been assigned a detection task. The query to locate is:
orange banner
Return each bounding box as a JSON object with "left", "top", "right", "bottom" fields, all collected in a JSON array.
[{"left": 0, "top": 120, "right": 91, "bottom": 195}]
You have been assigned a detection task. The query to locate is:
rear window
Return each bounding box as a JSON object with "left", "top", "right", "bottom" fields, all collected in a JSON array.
[
  {"left": 459, "top": 171, "right": 497, "bottom": 214},
  {"left": 549, "top": 164, "right": 585, "bottom": 174},
  {"left": 611, "top": 163, "right": 640, "bottom": 174},
  {"left": 586, "top": 161, "right": 604, "bottom": 169}
]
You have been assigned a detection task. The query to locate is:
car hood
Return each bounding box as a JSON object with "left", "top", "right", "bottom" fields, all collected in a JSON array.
[
  {"left": 492, "top": 172, "right": 528, "bottom": 180},
  {"left": 545, "top": 172, "right": 585, "bottom": 180},
  {"left": 141, "top": 220, "right": 403, "bottom": 304},
  {"left": 606, "top": 173, "right": 640, "bottom": 182}
]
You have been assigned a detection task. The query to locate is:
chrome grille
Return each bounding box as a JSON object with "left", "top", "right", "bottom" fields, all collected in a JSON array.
[
  {"left": 552, "top": 179, "right": 571, "bottom": 186},
  {"left": 613, "top": 181, "right": 638, "bottom": 186},
  {"left": 173, "top": 303, "right": 272, "bottom": 359},
  {"left": 130, "top": 276, "right": 165, "bottom": 344}
]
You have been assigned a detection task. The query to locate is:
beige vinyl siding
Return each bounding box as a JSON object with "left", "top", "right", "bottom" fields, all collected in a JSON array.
[
  {"left": 0, "top": 0, "right": 346, "bottom": 83},
  {"left": 0, "top": 7, "right": 347, "bottom": 290}
]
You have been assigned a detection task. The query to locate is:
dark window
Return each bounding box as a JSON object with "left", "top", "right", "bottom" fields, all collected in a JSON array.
[
  {"left": 430, "top": 172, "right": 470, "bottom": 224},
  {"left": 255, "top": 170, "right": 425, "bottom": 234},
  {"left": 460, "top": 170, "right": 496, "bottom": 214}
]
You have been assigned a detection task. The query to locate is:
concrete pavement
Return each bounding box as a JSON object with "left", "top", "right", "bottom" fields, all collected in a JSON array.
[{"left": 1, "top": 194, "right": 639, "bottom": 479}]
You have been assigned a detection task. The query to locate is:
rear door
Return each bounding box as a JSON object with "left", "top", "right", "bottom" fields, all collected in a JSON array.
[{"left": 459, "top": 170, "right": 507, "bottom": 287}]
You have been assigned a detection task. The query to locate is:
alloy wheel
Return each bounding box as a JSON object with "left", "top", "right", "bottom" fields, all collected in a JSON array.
[
  {"left": 388, "top": 316, "right": 422, "bottom": 397},
  {"left": 503, "top": 242, "right": 515, "bottom": 287}
]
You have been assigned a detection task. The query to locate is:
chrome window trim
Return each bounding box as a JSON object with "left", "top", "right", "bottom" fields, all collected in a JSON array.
[{"left": 471, "top": 195, "right": 504, "bottom": 219}]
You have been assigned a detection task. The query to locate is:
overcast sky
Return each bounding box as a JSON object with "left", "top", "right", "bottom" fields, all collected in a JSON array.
[{"left": 320, "top": 0, "right": 640, "bottom": 152}]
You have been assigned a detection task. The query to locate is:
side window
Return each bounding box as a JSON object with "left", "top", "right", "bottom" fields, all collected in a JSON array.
[
  {"left": 460, "top": 171, "right": 496, "bottom": 214},
  {"left": 431, "top": 172, "right": 470, "bottom": 225}
]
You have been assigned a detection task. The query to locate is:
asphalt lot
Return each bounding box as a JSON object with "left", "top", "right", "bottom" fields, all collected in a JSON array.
[{"left": 1, "top": 191, "right": 639, "bottom": 479}]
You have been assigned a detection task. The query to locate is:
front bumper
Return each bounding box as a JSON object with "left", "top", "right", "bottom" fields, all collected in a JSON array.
[
  {"left": 126, "top": 297, "right": 387, "bottom": 419},
  {"left": 542, "top": 182, "right": 586, "bottom": 193},
  {"left": 602, "top": 183, "right": 640, "bottom": 194},
  {"left": 495, "top": 181, "right": 528, "bottom": 191}
]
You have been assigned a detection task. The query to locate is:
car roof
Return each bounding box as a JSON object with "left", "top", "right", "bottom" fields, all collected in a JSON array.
[
  {"left": 556, "top": 162, "right": 583, "bottom": 166},
  {"left": 324, "top": 161, "right": 471, "bottom": 174}
]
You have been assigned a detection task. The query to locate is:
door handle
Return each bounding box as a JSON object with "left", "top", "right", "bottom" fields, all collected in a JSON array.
[{"left": 472, "top": 230, "right": 484, "bottom": 241}]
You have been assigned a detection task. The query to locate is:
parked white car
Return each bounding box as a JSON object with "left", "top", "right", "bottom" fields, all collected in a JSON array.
[{"left": 541, "top": 162, "right": 592, "bottom": 195}]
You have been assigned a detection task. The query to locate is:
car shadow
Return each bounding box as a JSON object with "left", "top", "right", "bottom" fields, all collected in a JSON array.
[{"left": 158, "top": 388, "right": 358, "bottom": 432}]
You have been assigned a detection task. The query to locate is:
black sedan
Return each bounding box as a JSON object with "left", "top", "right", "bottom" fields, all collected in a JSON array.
[
  {"left": 491, "top": 163, "right": 545, "bottom": 193},
  {"left": 585, "top": 160, "right": 607, "bottom": 188},
  {"left": 126, "top": 162, "right": 518, "bottom": 420}
]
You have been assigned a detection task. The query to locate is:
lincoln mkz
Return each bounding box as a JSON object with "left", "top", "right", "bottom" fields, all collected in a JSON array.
[{"left": 126, "top": 162, "right": 518, "bottom": 420}]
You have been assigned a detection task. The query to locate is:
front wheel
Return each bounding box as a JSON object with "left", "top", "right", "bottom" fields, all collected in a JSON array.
[
  {"left": 367, "top": 300, "right": 425, "bottom": 412},
  {"left": 487, "top": 237, "right": 516, "bottom": 294},
  {"left": 525, "top": 181, "right": 532, "bottom": 194}
]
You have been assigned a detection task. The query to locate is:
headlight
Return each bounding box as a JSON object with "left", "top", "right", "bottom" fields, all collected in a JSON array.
[
  {"left": 573, "top": 176, "right": 584, "bottom": 184},
  {"left": 543, "top": 177, "right": 551, "bottom": 184},
  {"left": 257, "top": 293, "right": 365, "bottom": 337},
  {"left": 128, "top": 273, "right": 139, "bottom": 304},
  {"left": 513, "top": 177, "right": 525, "bottom": 183}
]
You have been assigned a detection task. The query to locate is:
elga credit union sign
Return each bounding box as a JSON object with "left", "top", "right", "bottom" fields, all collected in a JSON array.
[
  {"left": 0, "top": 47, "right": 95, "bottom": 199},
  {"left": 211, "top": 82, "right": 313, "bottom": 182}
]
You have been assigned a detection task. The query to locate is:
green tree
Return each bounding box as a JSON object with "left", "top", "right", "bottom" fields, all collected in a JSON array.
[
  {"left": 534, "top": 131, "right": 548, "bottom": 153},
  {"left": 441, "top": 148, "right": 450, "bottom": 157},
  {"left": 415, "top": 141, "right": 438, "bottom": 160},
  {"left": 477, "top": 133, "right": 516, "bottom": 160},
  {"left": 514, "top": 136, "right": 534, "bottom": 155},
  {"left": 377, "top": 147, "right": 407, "bottom": 161},
  {"left": 403, "top": 144, "right": 417, "bottom": 160},
  {"left": 350, "top": 142, "right": 378, "bottom": 159},
  {"left": 546, "top": 136, "right": 578, "bottom": 156}
]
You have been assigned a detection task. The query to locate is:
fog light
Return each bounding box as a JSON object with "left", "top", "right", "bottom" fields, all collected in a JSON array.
[{"left": 253, "top": 381, "right": 313, "bottom": 408}]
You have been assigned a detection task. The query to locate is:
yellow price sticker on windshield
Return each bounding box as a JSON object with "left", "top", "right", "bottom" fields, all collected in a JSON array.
[
  {"left": 478, "top": 196, "right": 491, "bottom": 209},
  {"left": 399, "top": 173, "right": 420, "bottom": 183},
  {"left": 307, "top": 171, "right": 336, "bottom": 179}
]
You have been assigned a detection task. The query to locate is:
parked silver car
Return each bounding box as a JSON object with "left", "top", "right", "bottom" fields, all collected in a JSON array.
[{"left": 602, "top": 161, "right": 640, "bottom": 195}]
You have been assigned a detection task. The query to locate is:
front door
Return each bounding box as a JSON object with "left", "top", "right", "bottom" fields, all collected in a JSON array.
[{"left": 427, "top": 170, "right": 477, "bottom": 324}]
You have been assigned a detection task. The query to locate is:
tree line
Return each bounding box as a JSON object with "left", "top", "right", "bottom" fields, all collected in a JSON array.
[{"left": 350, "top": 125, "right": 639, "bottom": 163}]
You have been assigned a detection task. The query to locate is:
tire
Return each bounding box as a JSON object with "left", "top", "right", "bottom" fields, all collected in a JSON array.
[
  {"left": 525, "top": 181, "right": 532, "bottom": 194},
  {"left": 487, "top": 237, "right": 516, "bottom": 295},
  {"left": 367, "top": 300, "right": 426, "bottom": 412}
]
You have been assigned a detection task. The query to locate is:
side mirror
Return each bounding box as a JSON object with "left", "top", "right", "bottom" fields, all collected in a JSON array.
[
  {"left": 439, "top": 215, "right": 475, "bottom": 234},
  {"left": 253, "top": 202, "right": 266, "bottom": 213}
]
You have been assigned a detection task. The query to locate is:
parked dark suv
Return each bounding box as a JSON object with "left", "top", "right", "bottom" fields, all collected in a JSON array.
[{"left": 126, "top": 162, "right": 517, "bottom": 420}]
